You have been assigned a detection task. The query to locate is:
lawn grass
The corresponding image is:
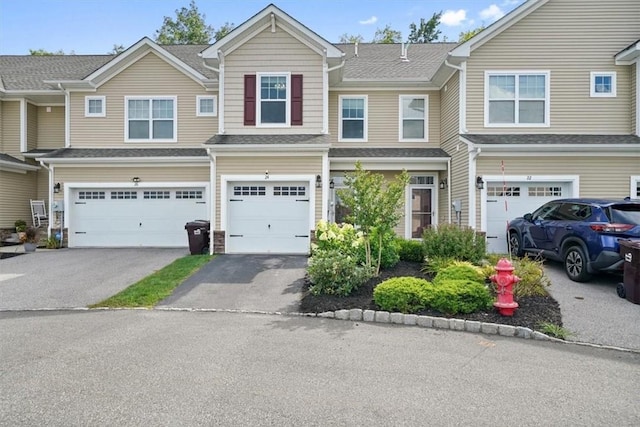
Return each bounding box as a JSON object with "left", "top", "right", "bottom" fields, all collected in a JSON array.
[{"left": 89, "top": 254, "right": 213, "bottom": 308}]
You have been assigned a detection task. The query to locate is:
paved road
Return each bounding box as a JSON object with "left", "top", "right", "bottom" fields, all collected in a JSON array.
[
  {"left": 545, "top": 262, "right": 640, "bottom": 351},
  {"left": 0, "top": 248, "right": 186, "bottom": 309},
  {"left": 0, "top": 310, "right": 638, "bottom": 426}
]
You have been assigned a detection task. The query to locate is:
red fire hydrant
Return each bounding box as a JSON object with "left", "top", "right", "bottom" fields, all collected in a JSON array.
[{"left": 491, "top": 258, "right": 520, "bottom": 316}]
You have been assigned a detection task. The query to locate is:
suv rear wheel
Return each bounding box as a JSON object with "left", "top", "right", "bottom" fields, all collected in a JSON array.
[{"left": 564, "top": 245, "right": 592, "bottom": 282}]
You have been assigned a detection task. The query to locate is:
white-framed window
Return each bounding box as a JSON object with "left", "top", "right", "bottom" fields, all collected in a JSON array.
[
  {"left": 85, "top": 96, "right": 106, "bottom": 117},
  {"left": 125, "top": 96, "right": 177, "bottom": 142},
  {"left": 196, "top": 95, "right": 217, "bottom": 117},
  {"left": 485, "top": 71, "right": 550, "bottom": 127},
  {"left": 339, "top": 95, "right": 367, "bottom": 141},
  {"left": 257, "top": 73, "right": 290, "bottom": 126},
  {"left": 631, "top": 176, "right": 640, "bottom": 199},
  {"left": 399, "top": 95, "right": 428, "bottom": 141},
  {"left": 590, "top": 72, "right": 617, "bottom": 97}
]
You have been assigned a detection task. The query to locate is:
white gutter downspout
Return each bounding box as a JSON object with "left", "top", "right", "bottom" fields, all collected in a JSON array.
[
  {"left": 636, "top": 58, "right": 639, "bottom": 136},
  {"left": 324, "top": 56, "right": 346, "bottom": 134},
  {"left": 200, "top": 51, "right": 224, "bottom": 134},
  {"left": 468, "top": 147, "right": 481, "bottom": 229},
  {"left": 39, "top": 160, "right": 53, "bottom": 239},
  {"left": 58, "top": 84, "right": 70, "bottom": 147},
  {"left": 447, "top": 158, "right": 452, "bottom": 224},
  {"left": 19, "top": 99, "right": 27, "bottom": 153},
  {"left": 322, "top": 152, "right": 329, "bottom": 221},
  {"left": 206, "top": 147, "right": 217, "bottom": 255}
]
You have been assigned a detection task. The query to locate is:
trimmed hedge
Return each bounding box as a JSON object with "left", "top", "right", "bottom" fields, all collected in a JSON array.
[
  {"left": 433, "top": 262, "right": 485, "bottom": 285},
  {"left": 373, "top": 277, "right": 431, "bottom": 313},
  {"left": 395, "top": 238, "right": 425, "bottom": 263},
  {"left": 426, "top": 279, "right": 493, "bottom": 315},
  {"left": 307, "top": 250, "right": 372, "bottom": 296}
]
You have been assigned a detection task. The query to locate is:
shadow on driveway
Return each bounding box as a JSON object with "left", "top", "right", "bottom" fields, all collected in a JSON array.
[{"left": 158, "top": 254, "right": 308, "bottom": 313}]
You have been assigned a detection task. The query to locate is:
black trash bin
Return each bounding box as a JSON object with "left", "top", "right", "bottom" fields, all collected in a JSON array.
[
  {"left": 185, "top": 220, "right": 210, "bottom": 255},
  {"left": 618, "top": 240, "right": 640, "bottom": 304}
]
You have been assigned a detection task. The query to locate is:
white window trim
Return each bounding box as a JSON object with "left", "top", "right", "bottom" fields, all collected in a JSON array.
[
  {"left": 631, "top": 176, "right": 640, "bottom": 199},
  {"left": 124, "top": 96, "right": 178, "bottom": 143},
  {"left": 399, "top": 95, "right": 429, "bottom": 142},
  {"left": 256, "top": 72, "right": 291, "bottom": 127},
  {"left": 85, "top": 96, "right": 106, "bottom": 118},
  {"left": 338, "top": 95, "right": 368, "bottom": 142},
  {"left": 590, "top": 71, "right": 617, "bottom": 98},
  {"left": 484, "top": 70, "right": 550, "bottom": 128},
  {"left": 196, "top": 95, "right": 217, "bottom": 117}
]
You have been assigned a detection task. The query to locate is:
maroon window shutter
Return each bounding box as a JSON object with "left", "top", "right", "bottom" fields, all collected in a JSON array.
[
  {"left": 244, "top": 74, "right": 256, "bottom": 126},
  {"left": 291, "top": 74, "right": 303, "bottom": 126}
]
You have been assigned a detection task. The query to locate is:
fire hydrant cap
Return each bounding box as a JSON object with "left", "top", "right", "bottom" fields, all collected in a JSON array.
[{"left": 495, "top": 257, "right": 515, "bottom": 272}]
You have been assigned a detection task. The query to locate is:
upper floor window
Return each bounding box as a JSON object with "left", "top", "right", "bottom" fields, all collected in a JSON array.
[
  {"left": 196, "top": 95, "right": 217, "bottom": 116},
  {"left": 485, "top": 71, "right": 549, "bottom": 127},
  {"left": 339, "top": 95, "right": 367, "bottom": 141},
  {"left": 125, "top": 96, "right": 177, "bottom": 142},
  {"left": 257, "top": 73, "right": 289, "bottom": 126},
  {"left": 399, "top": 95, "right": 428, "bottom": 141},
  {"left": 85, "top": 96, "right": 105, "bottom": 117},
  {"left": 590, "top": 72, "right": 616, "bottom": 97}
]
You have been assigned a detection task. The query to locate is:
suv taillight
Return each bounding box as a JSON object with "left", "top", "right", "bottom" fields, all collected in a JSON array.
[{"left": 590, "top": 223, "right": 634, "bottom": 233}]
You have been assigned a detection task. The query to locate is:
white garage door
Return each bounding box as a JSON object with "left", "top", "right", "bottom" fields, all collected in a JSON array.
[
  {"left": 226, "top": 182, "right": 310, "bottom": 254},
  {"left": 69, "top": 188, "right": 207, "bottom": 247},
  {"left": 485, "top": 181, "right": 572, "bottom": 253}
]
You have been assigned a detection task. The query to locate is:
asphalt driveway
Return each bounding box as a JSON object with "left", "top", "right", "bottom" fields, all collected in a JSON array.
[
  {"left": 0, "top": 248, "right": 186, "bottom": 310},
  {"left": 158, "top": 254, "right": 307, "bottom": 312}
]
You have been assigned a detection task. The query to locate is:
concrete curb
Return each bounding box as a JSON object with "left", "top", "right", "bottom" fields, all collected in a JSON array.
[{"left": 2, "top": 306, "right": 638, "bottom": 354}]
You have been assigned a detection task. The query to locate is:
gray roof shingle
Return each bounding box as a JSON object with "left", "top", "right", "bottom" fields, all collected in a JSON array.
[
  {"left": 464, "top": 134, "right": 640, "bottom": 145},
  {"left": 40, "top": 148, "right": 207, "bottom": 159},
  {"left": 0, "top": 153, "right": 30, "bottom": 165},
  {"left": 335, "top": 43, "right": 457, "bottom": 80},
  {"left": 329, "top": 148, "right": 449, "bottom": 158},
  {"left": 206, "top": 134, "right": 330, "bottom": 145}
]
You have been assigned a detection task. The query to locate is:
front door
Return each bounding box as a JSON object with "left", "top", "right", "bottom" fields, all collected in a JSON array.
[{"left": 409, "top": 188, "right": 432, "bottom": 238}]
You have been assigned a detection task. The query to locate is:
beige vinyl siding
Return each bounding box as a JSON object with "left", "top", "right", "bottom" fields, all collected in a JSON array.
[
  {"left": 0, "top": 101, "right": 3, "bottom": 149},
  {"left": 0, "top": 170, "right": 37, "bottom": 228},
  {"left": 37, "top": 106, "right": 65, "bottom": 149},
  {"left": 37, "top": 169, "right": 50, "bottom": 201},
  {"left": 439, "top": 72, "right": 462, "bottom": 224},
  {"left": 69, "top": 52, "right": 217, "bottom": 147},
  {"left": 1, "top": 101, "right": 21, "bottom": 158},
  {"left": 632, "top": 63, "right": 637, "bottom": 134},
  {"left": 27, "top": 103, "right": 38, "bottom": 151},
  {"left": 215, "top": 155, "right": 323, "bottom": 229},
  {"left": 223, "top": 27, "right": 324, "bottom": 134},
  {"left": 475, "top": 156, "right": 640, "bottom": 228},
  {"left": 329, "top": 90, "right": 441, "bottom": 147},
  {"left": 466, "top": 0, "right": 639, "bottom": 134},
  {"left": 53, "top": 166, "right": 209, "bottom": 201}
]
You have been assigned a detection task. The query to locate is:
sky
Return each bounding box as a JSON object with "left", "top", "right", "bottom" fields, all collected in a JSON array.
[{"left": 0, "top": 0, "right": 525, "bottom": 55}]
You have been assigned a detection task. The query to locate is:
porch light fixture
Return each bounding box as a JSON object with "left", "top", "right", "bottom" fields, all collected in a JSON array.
[
  {"left": 265, "top": 170, "right": 269, "bottom": 180},
  {"left": 316, "top": 174, "right": 322, "bottom": 188},
  {"left": 476, "top": 176, "right": 485, "bottom": 190},
  {"left": 329, "top": 178, "right": 335, "bottom": 189},
  {"left": 439, "top": 179, "right": 447, "bottom": 190},
  {"left": 132, "top": 177, "right": 141, "bottom": 184},
  {"left": 53, "top": 182, "right": 61, "bottom": 193}
]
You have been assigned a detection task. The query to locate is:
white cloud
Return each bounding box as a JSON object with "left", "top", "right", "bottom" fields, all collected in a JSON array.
[
  {"left": 440, "top": 9, "right": 467, "bottom": 26},
  {"left": 480, "top": 4, "right": 505, "bottom": 21},
  {"left": 359, "top": 16, "right": 378, "bottom": 25}
]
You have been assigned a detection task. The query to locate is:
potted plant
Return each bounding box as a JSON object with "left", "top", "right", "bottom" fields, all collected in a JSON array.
[
  {"left": 22, "top": 226, "right": 40, "bottom": 252},
  {"left": 14, "top": 220, "right": 27, "bottom": 241}
]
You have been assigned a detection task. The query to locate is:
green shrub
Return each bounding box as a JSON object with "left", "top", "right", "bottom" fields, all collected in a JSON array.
[
  {"left": 313, "top": 220, "right": 363, "bottom": 258},
  {"left": 421, "top": 256, "right": 457, "bottom": 275},
  {"left": 307, "top": 250, "right": 373, "bottom": 296},
  {"left": 395, "top": 238, "right": 425, "bottom": 263},
  {"left": 373, "top": 277, "right": 431, "bottom": 313},
  {"left": 433, "top": 262, "right": 485, "bottom": 285},
  {"left": 482, "top": 254, "right": 550, "bottom": 298},
  {"left": 14, "top": 219, "right": 27, "bottom": 233},
  {"left": 358, "top": 229, "right": 399, "bottom": 270},
  {"left": 422, "top": 223, "right": 486, "bottom": 264},
  {"left": 426, "top": 279, "right": 493, "bottom": 315}
]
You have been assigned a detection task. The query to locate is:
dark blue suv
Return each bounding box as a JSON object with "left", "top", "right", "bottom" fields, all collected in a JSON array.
[{"left": 507, "top": 198, "right": 640, "bottom": 282}]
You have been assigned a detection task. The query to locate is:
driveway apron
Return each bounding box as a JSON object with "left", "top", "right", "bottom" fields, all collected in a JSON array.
[
  {"left": 0, "top": 248, "right": 186, "bottom": 310},
  {"left": 158, "top": 254, "right": 307, "bottom": 313}
]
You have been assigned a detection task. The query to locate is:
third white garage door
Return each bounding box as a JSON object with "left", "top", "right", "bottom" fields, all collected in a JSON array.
[
  {"left": 485, "top": 181, "right": 573, "bottom": 253},
  {"left": 226, "top": 182, "right": 310, "bottom": 254}
]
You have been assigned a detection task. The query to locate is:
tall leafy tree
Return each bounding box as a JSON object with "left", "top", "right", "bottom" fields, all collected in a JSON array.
[
  {"left": 110, "top": 44, "right": 125, "bottom": 54},
  {"left": 29, "top": 48, "right": 65, "bottom": 55},
  {"left": 214, "top": 22, "right": 235, "bottom": 41},
  {"left": 155, "top": 0, "right": 214, "bottom": 44},
  {"left": 372, "top": 25, "right": 402, "bottom": 44},
  {"left": 338, "top": 162, "right": 409, "bottom": 276},
  {"left": 459, "top": 26, "right": 485, "bottom": 43},
  {"left": 408, "top": 12, "right": 442, "bottom": 43},
  {"left": 339, "top": 33, "right": 364, "bottom": 43}
]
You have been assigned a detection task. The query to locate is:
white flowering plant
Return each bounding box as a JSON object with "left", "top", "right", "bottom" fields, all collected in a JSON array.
[{"left": 312, "top": 220, "right": 364, "bottom": 258}]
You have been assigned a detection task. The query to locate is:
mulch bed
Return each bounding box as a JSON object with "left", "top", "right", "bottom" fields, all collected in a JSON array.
[{"left": 299, "top": 260, "right": 562, "bottom": 330}]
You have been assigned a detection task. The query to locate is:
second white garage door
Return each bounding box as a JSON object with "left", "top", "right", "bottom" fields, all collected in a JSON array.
[
  {"left": 485, "top": 181, "right": 573, "bottom": 253},
  {"left": 226, "top": 182, "right": 310, "bottom": 254}
]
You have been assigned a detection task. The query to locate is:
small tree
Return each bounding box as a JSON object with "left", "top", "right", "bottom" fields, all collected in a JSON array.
[
  {"left": 155, "top": 0, "right": 214, "bottom": 45},
  {"left": 372, "top": 25, "right": 402, "bottom": 43},
  {"left": 408, "top": 12, "right": 442, "bottom": 43},
  {"left": 339, "top": 33, "right": 364, "bottom": 44},
  {"left": 459, "top": 26, "right": 485, "bottom": 43},
  {"left": 338, "top": 162, "right": 409, "bottom": 275}
]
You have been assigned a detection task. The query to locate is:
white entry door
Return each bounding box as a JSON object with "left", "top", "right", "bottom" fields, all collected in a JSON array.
[
  {"left": 226, "top": 182, "right": 310, "bottom": 254},
  {"left": 69, "top": 187, "right": 207, "bottom": 247},
  {"left": 485, "top": 181, "right": 572, "bottom": 253}
]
